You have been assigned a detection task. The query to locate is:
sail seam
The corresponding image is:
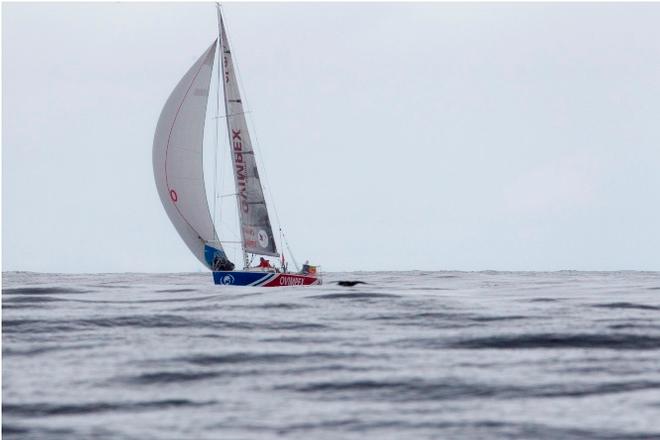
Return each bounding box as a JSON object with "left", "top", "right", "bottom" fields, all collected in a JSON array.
[{"left": 169, "top": 146, "right": 203, "bottom": 154}]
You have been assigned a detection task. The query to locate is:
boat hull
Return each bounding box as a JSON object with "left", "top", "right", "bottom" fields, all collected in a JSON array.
[{"left": 212, "top": 271, "right": 321, "bottom": 287}]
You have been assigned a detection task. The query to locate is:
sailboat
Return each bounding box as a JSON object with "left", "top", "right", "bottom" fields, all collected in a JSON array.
[{"left": 153, "top": 5, "right": 321, "bottom": 287}]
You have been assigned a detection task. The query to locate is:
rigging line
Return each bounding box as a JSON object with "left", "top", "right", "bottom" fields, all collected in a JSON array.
[
  {"left": 221, "top": 8, "right": 293, "bottom": 263},
  {"left": 280, "top": 228, "right": 300, "bottom": 272},
  {"left": 218, "top": 218, "right": 240, "bottom": 243},
  {"left": 215, "top": 216, "right": 241, "bottom": 241}
]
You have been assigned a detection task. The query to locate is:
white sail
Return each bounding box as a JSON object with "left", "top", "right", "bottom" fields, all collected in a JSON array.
[
  {"left": 218, "top": 10, "right": 279, "bottom": 257},
  {"left": 153, "top": 40, "right": 227, "bottom": 269}
]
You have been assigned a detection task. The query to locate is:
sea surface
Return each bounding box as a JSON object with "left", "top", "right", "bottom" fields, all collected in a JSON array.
[{"left": 3, "top": 271, "right": 660, "bottom": 439}]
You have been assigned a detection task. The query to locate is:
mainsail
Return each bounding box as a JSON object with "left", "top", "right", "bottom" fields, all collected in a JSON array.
[
  {"left": 218, "top": 10, "right": 279, "bottom": 257},
  {"left": 152, "top": 40, "right": 227, "bottom": 269}
]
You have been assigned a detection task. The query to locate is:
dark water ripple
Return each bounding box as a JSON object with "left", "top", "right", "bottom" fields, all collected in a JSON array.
[
  {"left": 123, "top": 371, "right": 223, "bottom": 385},
  {"left": 155, "top": 288, "right": 197, "bottom": 293},
  {"left": 2, "top": 315, "right": 327, "bottom": 333},
  {"left": 594, "top": 302, "right": 660, "bottom": 311},
  {"left": 3, "top": 286, "right": 90, "bottom": 295},
  {"left": 2, "top": 425, "right": 76, "bottom": 438},
  {"left": 3, "top": 295, "right": 68, "bottom": 303},
  {"left": 179, "top": 350, "right": 372, "bottom": 367},
  {"left": 308, "top": 292, "right": 400, "bottom": 299},
  {"left": 608, "top": 323, "right": 660, "bottom": 331},
  {"left": 448, "top": 333, "right": 660, "bottom": 350},
  {"left": 227, "top": 302, "right": 308, "bottom": 310},
  {"left": 278, "top": 378, "right": 660, "bottom": 401},
  {"left": 528, "top": 297, "right": 561, "bottom": 302},
  {"left": 3, "top": 398, "right": 213, "bottom": 417},
  {"left": 3, "top": 271, "right": 660, "bottom": 439}
]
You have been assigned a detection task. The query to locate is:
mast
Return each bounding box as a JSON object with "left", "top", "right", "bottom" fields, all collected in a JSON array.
[
  {"left": 217, "top": 5, "right": 279, "bottom": 267},
  {"left": 216, "top": 4, "right": 247, "bottom": 268}
]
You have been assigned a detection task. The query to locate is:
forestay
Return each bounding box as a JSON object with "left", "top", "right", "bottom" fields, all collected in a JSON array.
[
  {"left": 152, "top": 41, "right": 226, "bottom": 269},
  {"left": 218, "top": 11, "right": 278, "bottom": 257}
]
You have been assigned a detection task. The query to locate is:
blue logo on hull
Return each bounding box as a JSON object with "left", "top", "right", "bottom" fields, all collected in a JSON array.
[
  {"left": 213, "top": 271, "right": 271, "bottom": 286},
  {"left": 220, "top": 274, "right": 235, "bottom": 285}
]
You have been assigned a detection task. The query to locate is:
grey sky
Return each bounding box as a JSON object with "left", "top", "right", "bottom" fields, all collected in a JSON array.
[{"left": 3, "top": 2, "right": 660, "bottom": 273}]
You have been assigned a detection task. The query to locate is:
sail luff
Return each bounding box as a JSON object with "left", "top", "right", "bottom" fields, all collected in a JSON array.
[
  {"left": 212, "top": 8, "right": 221, "bottom": 232},
  {"left": 218, "top": 9, "right": 279, "bottom": 258}
]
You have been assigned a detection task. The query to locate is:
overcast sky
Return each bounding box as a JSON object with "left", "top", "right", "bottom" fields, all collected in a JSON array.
[{"left": 3, "top": 2, "right": 660, "bottom": 273}]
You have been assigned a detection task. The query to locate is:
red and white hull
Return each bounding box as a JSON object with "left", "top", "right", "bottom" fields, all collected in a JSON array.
[{"left": 212, "top": 271, "right": 321, "bottom": 287}]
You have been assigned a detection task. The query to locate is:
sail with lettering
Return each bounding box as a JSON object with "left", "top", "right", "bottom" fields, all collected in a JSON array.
[
  {"left": 218, "top": 11, "right": 278, "bottom": 257},
  {"left": 153, "top": 4, "right": 321, "bottom": 286}
]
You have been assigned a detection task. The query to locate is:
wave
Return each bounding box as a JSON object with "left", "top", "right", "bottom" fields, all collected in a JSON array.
[
  {"left": 227, "top": 302, "right": 308, "bottom": 310},
  {"left": 308, "top": 292, "right": 400, "bottom": 299},
  {"left": 3, "top": 344, "right": 95, "bottom": 357},
  {"left": 180, "top": 351, "right": 365, "bottom": 367},
  {"left": 608, "top": 323, "right": 660, "bottom": 330},
  {"left": 68, "top": 294, "right": 221, "bottom": 305},
  {"left": 470, "top": 315, "right": 527, "bottom": 322},
  {"left": 2, "top": 398, "right": 213, "bottom": 417},
  {"left": 269, "top": 419, "right": 657, "bottom": 439},
  {"left": 155, "top": 288, "right": 197, "bottom": 293},
  {"left": 3, "top": 296, "right": 67, "bottom": 303},
  {"left": 257, "top": 335, "right": 340, "bottom": 344},
  {"left": 123, "top": 371, "right": 222, "bottom": 385},
  {"left": 2, "top": 425, "right": 74, "bottom": 438},
  {"left": 279, "top": 378, "right": 660, "bottom": 402},
  {"left": 1, "top": 303, "right": 50, "bottom": 310},
  {"left": 277, "top": 378, "right": 498, "bottom": 402},
  {"left": 368, "top": 312, "right": 526, "bottom": 327},
  {"left": 2, "top": 316, "right": 327, "bottom": 333},
  {"left": 2, "top": 287, "right": 90, "bottom": 295},
  {"left": 593, "top": 302, "right": 660, "bottom": 311},
  {"left": 256, "top": 302, "right": 307, "bottom": 309},
  {"left": 448, "top": 333, "right": 660, "bottom": 350}
]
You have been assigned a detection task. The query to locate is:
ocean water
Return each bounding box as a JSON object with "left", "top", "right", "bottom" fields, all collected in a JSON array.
[{"left": 3, "top": 270, "right": 660, "bottom": 439}]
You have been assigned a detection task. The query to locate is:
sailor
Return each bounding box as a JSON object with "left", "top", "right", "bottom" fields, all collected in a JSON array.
[
  {"left": 258, "top": 257, "right": 272, "bottom": 269},
  {"left": 213, "top": 254, "right": 235, "bottom": 271},
  {"left": 301, "top": 260, "right": 310, "bottom": 274}
]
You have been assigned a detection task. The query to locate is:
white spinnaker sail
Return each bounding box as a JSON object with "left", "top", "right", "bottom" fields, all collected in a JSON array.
[
  {"left": 218, "top": 11, "right": 278, "bottom": 257},
  {"left": 153, "top": 40, "right": 225, "bottom": 269}
]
